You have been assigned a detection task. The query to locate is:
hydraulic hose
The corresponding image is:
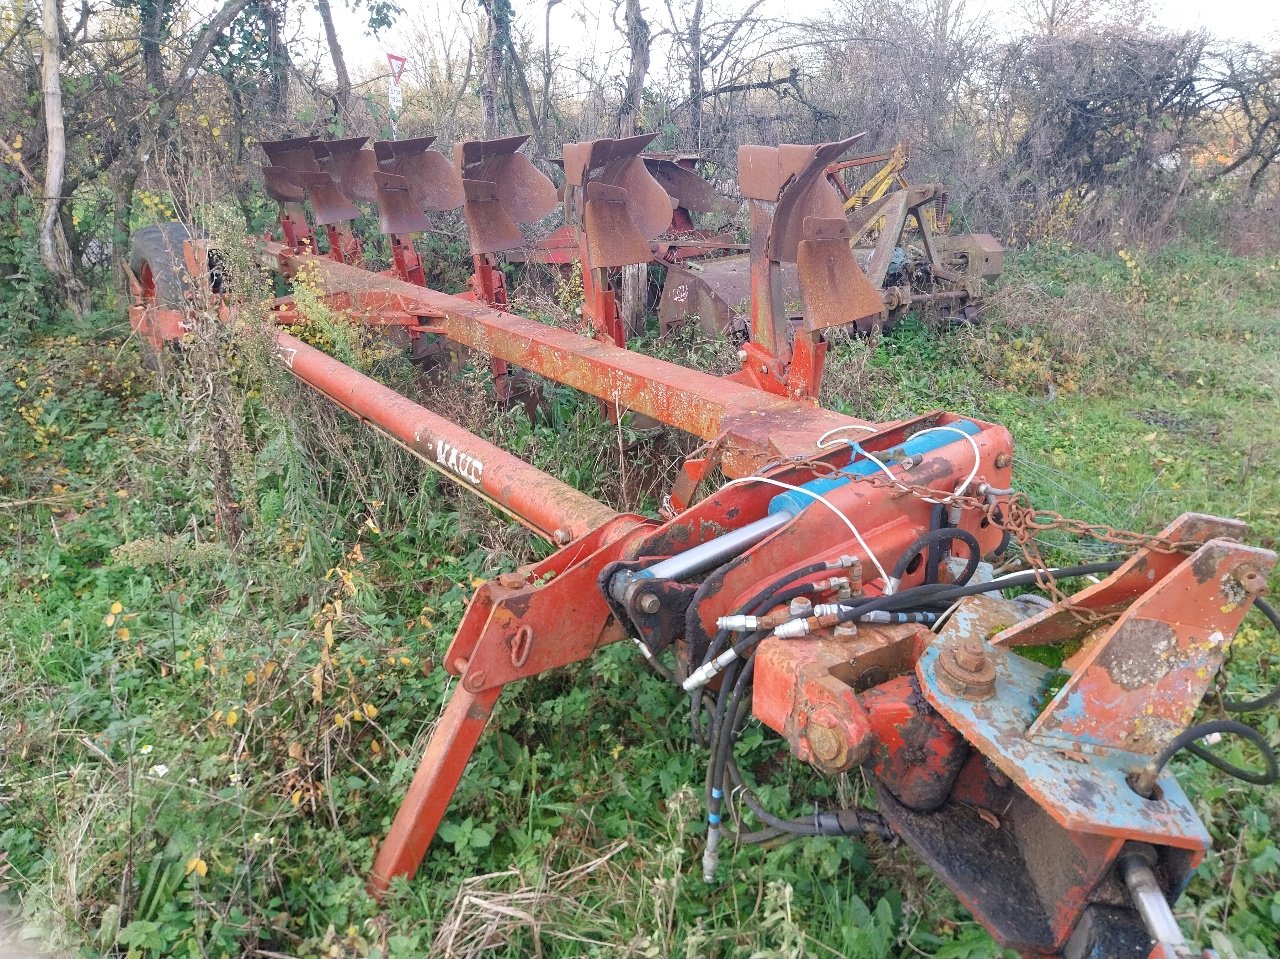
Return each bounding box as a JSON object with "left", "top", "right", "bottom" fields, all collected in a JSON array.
[
  {"left": 1134, "top": 719, "right": 1278, "bottom": 796},
  {"left": 690, "top": 561, "right": 836, "bottom": 744},
  {"left": 1222, "top": 597, "right": 1280, "bottom": 713},
  {"left": 890, "top": 526, "right": 982, "bottom": 588}
]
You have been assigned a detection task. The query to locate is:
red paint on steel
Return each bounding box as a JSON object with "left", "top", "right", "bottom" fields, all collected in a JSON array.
[
  {"left": 368, "top": 684, "right": 502, "bottom": 895},
  {"left": 464, "top": 253, "right": 515, "bottom": 400},
  {"left": 275, "top": 330, "right": 617, "bottom": 541},
  {"left": 369, "top": 513, "right": 654, "bottom": 891},
  {"left": 861, "top": 673, "right": 971, "bottom": 810},
  {"left": 268, "top": 242, "right": 872, "bottom": 475},
  {"left": 388, "top": 233, "right": 426, "bottom": 287},
  {"left": 1026, "top": 536, "right": 1275, "bottom": 755}
]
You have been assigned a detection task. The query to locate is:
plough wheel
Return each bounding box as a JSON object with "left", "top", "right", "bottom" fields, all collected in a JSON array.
[{"left": 129, "top": 222, "right": 197, "bottom": 370}]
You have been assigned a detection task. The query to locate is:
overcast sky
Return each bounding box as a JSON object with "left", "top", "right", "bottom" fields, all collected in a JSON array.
[{"left": 324, "top": 0, "right": 1278, "bottom": 91}]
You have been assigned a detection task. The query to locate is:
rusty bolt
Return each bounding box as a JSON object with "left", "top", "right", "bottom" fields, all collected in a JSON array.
[
  {"left": 789, "top": 596, "right": 813, "bottom": 616},
  {"left": 807, "top": 723, "right": 845, "bottom": 765},
  {"left": 995, "top": 452, "right": 1012, "bottom": 469},
  {"left": 637, "top": 593, "right": 661, "bottom": 614},
  {"left": 833, "top": 622, "right": 858, "bottom": 639},
  {"left": 1235, "top": 565, "right": 1268, "bottom": 596},
  {"left": 554, "top": 528, "right": 571, "bottom": 545},
  {"left": 937, "top": 633, "right": 996, "bottom": 700},
  {"left": 954, "top": 636, "right": 988, "bottom": 672},
  {"left": 497, "top": 572, "right": 526, "bottom": 589}
]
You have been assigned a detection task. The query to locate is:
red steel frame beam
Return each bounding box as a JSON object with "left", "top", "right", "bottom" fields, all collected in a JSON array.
[{"left": 267, "top": 242, "right": 868, "bottom": 476}]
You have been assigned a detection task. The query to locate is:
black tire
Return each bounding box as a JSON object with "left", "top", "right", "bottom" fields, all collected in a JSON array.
[
  {"left": 129, "top": 222, "right": 198, "bottom": 371},
  {"left": 130, "top": 222, "right": 197, "bottom": 305}
]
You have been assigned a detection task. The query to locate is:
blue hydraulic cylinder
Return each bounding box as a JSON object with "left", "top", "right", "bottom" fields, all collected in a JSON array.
[{"left": 766, "top": 420, "right": 982, "bottom": 518}]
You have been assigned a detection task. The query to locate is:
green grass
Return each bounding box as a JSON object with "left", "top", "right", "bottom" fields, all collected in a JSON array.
[{"left": 1, "top": 239, "right": 1278, "bottom": 959}]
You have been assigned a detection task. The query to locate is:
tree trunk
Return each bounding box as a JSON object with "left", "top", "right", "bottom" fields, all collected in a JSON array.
[
  {"left": 540, "top": 0, "right": 559, "bottom": 137},
  {"left": 39, "top": 0, "right": 90, "bottom": 316},
  {"left": 110, "top": 159, "right": 141, "bottom": 303},
  {"left": 316, "top": 0, "right": 352, "bottom": 124},
  {"left": 264, "top": 0, "right": 290, "bottom": 113},
  {"left": 479, "top": 0, "right": 512, "bottom": 137},
  {"left": 687, "top": 0, "right": 703, "bottom": 149},
  {"left": 617, "top": 0, "right": 650, "bottom": 136},
  {"left": 140, "top": 0, "right": 166, "bottom": 92},
  {"left": 507, "top": 42, "right": 544, "bottom": 152}
]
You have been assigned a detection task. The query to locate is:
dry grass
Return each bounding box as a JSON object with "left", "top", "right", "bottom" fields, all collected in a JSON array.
[
  {"left": 431, "top": 842, "right": 631, "bottom": 958},
  {"left": 819, "top": 327, "right": 886, "bottom": 417},
  {"left": 954, "top": 271, "right": 1157, "bottom": 395},
  {"left": 1226, "top": 200, "right": 1280, "bottom": 258}
]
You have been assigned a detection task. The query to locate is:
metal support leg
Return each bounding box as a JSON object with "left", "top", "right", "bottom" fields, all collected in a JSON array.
[{"left": 368, "top": 683, "right": 503, "bottom": 896}]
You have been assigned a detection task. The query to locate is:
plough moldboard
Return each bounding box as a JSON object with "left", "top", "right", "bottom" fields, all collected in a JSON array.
[{"left": 127, "top": 131, "right": 1279, "bottom": 959}]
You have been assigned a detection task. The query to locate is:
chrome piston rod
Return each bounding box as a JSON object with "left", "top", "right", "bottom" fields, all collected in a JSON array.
[
  {"left": 1120, "top": 847, "right": 1190, "bottom": 956},
  {"left": 608, "top": 511, "right": 792, "bottom": 602}
]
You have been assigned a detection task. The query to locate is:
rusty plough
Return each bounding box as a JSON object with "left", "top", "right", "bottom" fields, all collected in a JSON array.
[
  {"left": 514, "top": 137, "right": 1002, "bottom": 341},
  {"left": 128, "top": 131, "right": 1278, "bottom": 959}
]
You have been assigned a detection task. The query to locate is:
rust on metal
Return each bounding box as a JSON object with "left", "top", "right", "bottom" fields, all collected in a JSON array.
[
  {"left": 374, "top": 137, "right": 465, "bottom": 212},
  {"left": 260, "top": 136, "right": 321, "bottom": 249},
  {"left": 564, "top": 134, "right": 674, "bottom": 271},
  {"left": 266, "top": 240, "right": 872, "bottom": 475},
  {"left": 936, "top": 630, "right": 997, "bottom": 701},
  {"left": 455, "top": 135, "right": 557, "bottom": 255},
  {"left": 297, "top": 170, "right": 359, "bottom": 226},
  {"left": 583, "top": 181, "right": 655, "bottom": 267},
  {"left": 769, "top": 136, "right": 865, "bottom": 263},
  {"left": 795, "top": 216, "right": 886, "bottom": 334},
  {"left": 1026, "top": 536, "right": 1276, "bottom": 755},
  {"left": 643, "top": 154, "right": 736, "bottom": 219},
  {"left": 658, "top": 255, "right": 793, "bottom": 337},
  {"left": 312, "top": 136, "right": 378, "bottom": 203},
  {"left": 371, "top": 172, "right": 432, "bottom": 236},
  {"left": 261, "top": 135, "right": 320, "bottom": 198}
]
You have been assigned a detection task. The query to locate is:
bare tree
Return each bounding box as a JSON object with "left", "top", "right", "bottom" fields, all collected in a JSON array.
[
  {"left": 38, "top": 0, "right": 90, "bottom": 314},
  {"left": 661, "top": 0, "right": 802, "bottom": 152},
  {"left": 478, "top": 0, "right": 512, "bottom": 136},
  {"left": 315, "top": 0, "right": 353, "bottom": 122},
  {"left": 541, "top": 0, "right": 561, "bottom": 137},
  {"left": 617, "top": 0, "right": 650, "bottom": 135},
  {"left": 1208, "top": 45, "right": 1280, "bottom": 194},
  {"left": 402, "top": 2, "right": 481, "bottom": 141},
  {"left": 264, "top": 0, "right": 291, "bottom": 113},
  {"left": 88, "top": 0, "right": 256, "bottom": 290}
]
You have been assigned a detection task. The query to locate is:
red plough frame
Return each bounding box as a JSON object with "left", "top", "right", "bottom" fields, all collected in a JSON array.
[{"left": 128, "top": 132, "right": 1277, "bottom": 959}]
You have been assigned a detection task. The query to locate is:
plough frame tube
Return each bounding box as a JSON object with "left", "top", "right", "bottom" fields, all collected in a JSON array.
[{"left": 276, "top": 330, "right": 617, "bottom": 541}]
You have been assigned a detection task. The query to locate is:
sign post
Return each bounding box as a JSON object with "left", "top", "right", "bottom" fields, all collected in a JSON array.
[{"left": 387, "top": 53, "right": 406, "bottom": 139}]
